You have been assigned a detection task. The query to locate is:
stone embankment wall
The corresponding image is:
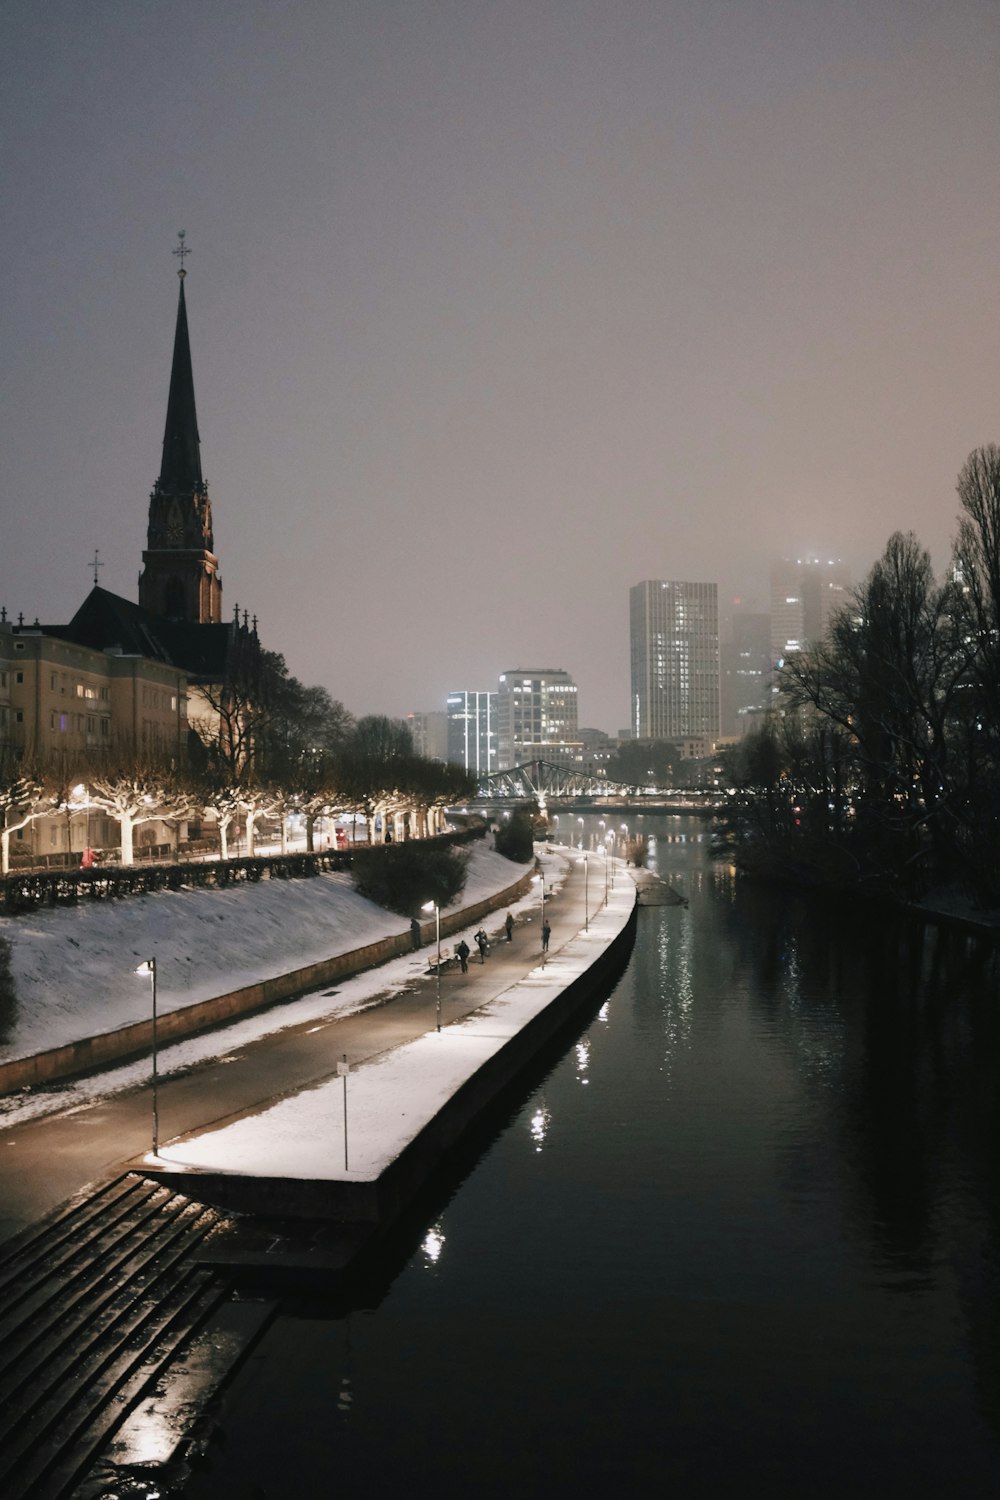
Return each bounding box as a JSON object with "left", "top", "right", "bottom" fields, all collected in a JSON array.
[{"left": 0, "top": 867, "right": 536, "bottom": 1094}]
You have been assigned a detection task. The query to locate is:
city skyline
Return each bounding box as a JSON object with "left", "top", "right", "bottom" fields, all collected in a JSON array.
[{"left": 4, "top": 2, "right": 998, "bottom": 732}]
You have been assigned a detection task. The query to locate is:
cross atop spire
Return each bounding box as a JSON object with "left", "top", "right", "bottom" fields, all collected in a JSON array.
[{"left": 173, "top": 230, "right": 191, "bottom": 279}]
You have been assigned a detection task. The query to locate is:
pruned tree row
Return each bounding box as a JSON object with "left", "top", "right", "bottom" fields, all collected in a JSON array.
[{"left": 1, "top": 641, "right": 477, "bottom": 869}]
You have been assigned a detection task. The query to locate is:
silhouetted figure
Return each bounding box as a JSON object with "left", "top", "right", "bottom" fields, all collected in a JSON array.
[
  {"left": 541, "top": 920, "right": 551, "bottom": 953},
  {"left": 456, "top": 939, "right": 470, "bottom": 973},
  {"left": 476, "top": 930, "right": 489, "bottom": 963},
  {"left": 505, "top": 912, "right": 514, "bottom": 942},
  {"left": 410, "top": 917, "right": 421, "bottom": 950}
]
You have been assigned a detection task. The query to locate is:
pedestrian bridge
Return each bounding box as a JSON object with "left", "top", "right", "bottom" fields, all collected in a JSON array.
[{"left": 474, "top": 758, "right": 720, "bottom": 813}]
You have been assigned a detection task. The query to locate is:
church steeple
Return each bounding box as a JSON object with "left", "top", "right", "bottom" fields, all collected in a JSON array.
[
  {"left": 157, "top": 273, "right": 204, "bottom": 498},
  {"left": 139, "top": 234, "right": 223, "bottom": 625}
]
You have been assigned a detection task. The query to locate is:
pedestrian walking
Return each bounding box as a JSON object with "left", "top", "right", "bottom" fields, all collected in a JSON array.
[
  {"left": 410, "top": 917, "right": 421, "bottom": 951},
  {"left": 456, "top": 939, "right": 470, "bottom": 973},
  {"left": 504, "top": 912, "right": 514, "bottom": 942},
  {"left": 541, "top": 919, "right": 551, "bottom": 953},
  {"left": 475, "top": 929, "right": 489, "bottom": 963}
]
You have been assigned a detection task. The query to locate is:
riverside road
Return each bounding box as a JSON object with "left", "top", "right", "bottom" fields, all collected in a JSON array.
[{"left": 0, "top": 852, "right": 600, "bottom": 1243}]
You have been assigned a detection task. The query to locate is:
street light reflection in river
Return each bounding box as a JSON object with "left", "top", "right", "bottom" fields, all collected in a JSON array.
[{"left": 530, "top": 1105, "right": 551, "bottom": 1152}]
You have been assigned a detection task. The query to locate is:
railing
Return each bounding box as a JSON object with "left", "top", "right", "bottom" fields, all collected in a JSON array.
[{"left": 0, "top": 826, "right": 484, "bottom": 917}]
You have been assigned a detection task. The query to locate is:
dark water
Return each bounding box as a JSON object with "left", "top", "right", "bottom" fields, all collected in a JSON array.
[{"left": 186, "top": 818, "right": 1000, "bottom": 1498}]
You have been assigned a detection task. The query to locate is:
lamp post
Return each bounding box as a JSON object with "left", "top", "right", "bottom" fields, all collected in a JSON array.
[
  {"left": 583, "top": 853, "right": 589, "bottom": 931},
  {"left": 577, "top": 816, "right": 584, "bottom": 848},
  {"left": 135, "top": 957, "right": 159, "bottom": 1154},
  {"left": 422, "top": 899, "right": 442, "bottom": 1031},
  {"left": 621, "top": 822, "right": 629, "bottom": 867},
  {"left": 533, "top": 872, "right": 546, "bottom": 964}
]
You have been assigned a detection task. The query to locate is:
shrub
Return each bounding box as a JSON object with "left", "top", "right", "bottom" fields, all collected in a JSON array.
[
  {"left": 493, "top": 810, "right": 535, "bottom": 864},
  {"left": 352, "top": 843, "right": 468, "bottom": 917}
]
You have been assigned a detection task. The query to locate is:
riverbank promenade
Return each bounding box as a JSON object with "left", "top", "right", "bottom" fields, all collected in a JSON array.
[{"left": 0, "top": 848, "right": 635, "bottom": 1244}]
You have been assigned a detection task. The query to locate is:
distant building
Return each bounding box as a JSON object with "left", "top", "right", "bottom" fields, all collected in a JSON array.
[
  {"left": 770, "top": 558, "right": 850, "bottom": 668},
  {"left": 496, "top": 668, "right": 581, "bottom": 768},
  {"left": 0, "top": 612, "right": 189, "bottom": 861},
  {"left": 720, "top": 611, "right": 771, "bottom": 737},
  {"left": 446, "top": 691, "right": 497, "bottom": 776},
  {"left": 405, "top": 710, "right": 448, "bottom": 762},
  {"left": 629, "top": 581, "right": 720, "bottom": 742}
]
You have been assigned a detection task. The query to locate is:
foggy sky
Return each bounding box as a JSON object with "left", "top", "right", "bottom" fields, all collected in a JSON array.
[{"left": 3, "top": 0, "right": 999, "bottom": 733}]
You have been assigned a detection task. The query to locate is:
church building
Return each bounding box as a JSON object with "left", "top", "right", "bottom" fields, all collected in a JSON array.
[{"left": 1, "top": 242, "right": 261, "bottom": 864}]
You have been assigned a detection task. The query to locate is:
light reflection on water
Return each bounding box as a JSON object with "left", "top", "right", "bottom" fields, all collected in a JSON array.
[{"left": 184, "top": 814, "right": 1000, "bottom": 1499}]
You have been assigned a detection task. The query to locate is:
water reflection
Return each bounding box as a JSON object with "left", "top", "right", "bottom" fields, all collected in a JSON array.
[
  {"left": 529, "top": 1105, "right": 551, "bottom": 1152},
  {"left": 421, "top": 1223, "right": 446, "bottom": 1265},
  {"left": 181, "top": 815, "right": 1000, "bottom": 1498}
]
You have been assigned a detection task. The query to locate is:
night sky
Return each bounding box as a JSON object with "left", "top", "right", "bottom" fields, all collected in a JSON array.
[{"left": 4, "top": 1, "right": 998, "bottom": 733}]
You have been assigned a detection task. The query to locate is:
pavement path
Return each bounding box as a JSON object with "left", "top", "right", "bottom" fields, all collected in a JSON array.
[{"left": 0, "top": 849, "right": 620, "bottom": 1244}]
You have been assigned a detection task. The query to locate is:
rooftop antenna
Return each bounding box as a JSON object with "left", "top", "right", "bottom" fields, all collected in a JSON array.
[{"left": 91, "top": 549, "right": 104, "bottom": 586}]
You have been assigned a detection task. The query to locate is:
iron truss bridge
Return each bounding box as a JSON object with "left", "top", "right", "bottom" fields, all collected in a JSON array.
[{"left": 477, "top": 760, "right": 635, "bottom": 803}]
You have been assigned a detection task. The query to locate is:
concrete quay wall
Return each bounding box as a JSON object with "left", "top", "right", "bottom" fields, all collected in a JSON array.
[
  {"left": 0, "top": 867, "right": 536, "bottom": 1096},
  {"left": 154, "top": 893, "right": 638, "bottom": 1238}
]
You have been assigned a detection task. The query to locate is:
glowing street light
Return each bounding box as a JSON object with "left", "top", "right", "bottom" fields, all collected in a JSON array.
[
  {"left": 577, "top": 816, "right": 584, "bottom": 848},
  {"left": 422, "top": 899, "right": 442, "bottom": 1031},
  {"left": 583, "top": 852, "right": 589, "bottom": 931},
  {"left": 134, "top": 957, "right": 159, "bottom": 1154}
]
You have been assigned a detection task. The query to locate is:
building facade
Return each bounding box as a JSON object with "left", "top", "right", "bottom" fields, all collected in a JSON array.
[
  {"left": 405, "top": 710, "right": 448, "bottom": 763},
  {"left": 496, "top": 669, "right": 580, "bottom": 768},
  {"left": 446, "top": 691, "right": 497, "bottom": 777},
  {"left": 769, "top": 558, "right": 850, "bottom": 669},
  {"left": 630, "top": 580, "right": 720, "bottom": 742},
  {"left": 720, "top": 610, "right": 771, "bottom": 737},
  {"left": 0, "top": 614, "right": 189, "bottom": 862}
]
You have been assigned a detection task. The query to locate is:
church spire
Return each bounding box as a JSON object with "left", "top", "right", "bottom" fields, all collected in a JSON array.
[
  {"left": 138, "top": 234, "right": 223, "bottom": 625},
  {"left": 157, "top": 242, "right": 203, "bottom": 495}
]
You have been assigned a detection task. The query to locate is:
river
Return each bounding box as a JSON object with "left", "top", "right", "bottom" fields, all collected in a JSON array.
[{"left": 183, "top": 815, "right": 1000, "bottom": 1497}]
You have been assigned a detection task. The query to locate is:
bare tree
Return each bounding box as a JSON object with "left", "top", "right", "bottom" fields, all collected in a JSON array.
[{"left": 0, "top": 748, "right": 48, "bottom": 875}]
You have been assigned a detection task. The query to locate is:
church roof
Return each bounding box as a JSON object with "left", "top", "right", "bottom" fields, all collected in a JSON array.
[
  {"left": 156, "top": 277, "right": 203, "bottom": 496},
  {"left": 51, "top": 587, "right": 234, "bottom": 682}
]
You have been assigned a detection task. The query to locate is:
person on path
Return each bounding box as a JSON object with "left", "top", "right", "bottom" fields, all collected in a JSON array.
[
  {"left": 456, "top": 939, "right": 470, "bottom": 973},
  {"left": 410, "top": 917, "right": 421, "bottom": 951},
  {"left": 541, "top": 919, "right": 551, "bottom": 953},
  {"left": 475, "top": 929, "right": 489, "bottom": 963},
  {"left": 504, "top": 912, "right": 514, "bottom": 942}
]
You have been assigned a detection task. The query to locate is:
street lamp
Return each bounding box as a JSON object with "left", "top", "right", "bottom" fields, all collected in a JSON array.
[
  {"left": 422, "top": 899, "right": 442, "bottom": 1031},
  {"left": 583, "top": 853, "right": 589, "bottom": 930},
  {"left": 577, "top": 816, "right": 584, "bottom": 848},
  {"left": 621, "top": 822, "right": 629, "bottom": 866},
  {"left": 533, "top": 872, "right": 546, "bottom": 964},
  {"left": 134, "top": 957, "right": 159, "bottom": 1154}
]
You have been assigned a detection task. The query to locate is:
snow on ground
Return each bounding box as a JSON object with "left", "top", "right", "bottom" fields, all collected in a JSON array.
[
  {"left": 154, "top": 880, "right": 630, "bottom": 1182},
  {"left": 0, "top": 843, "right": 537, "bottom": 1064},
  {"left": 0, "top": 845, "right": 568, "bottom": 1132}
]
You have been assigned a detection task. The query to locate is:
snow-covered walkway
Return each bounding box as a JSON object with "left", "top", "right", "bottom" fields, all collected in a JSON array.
[{"left": 0, "top": 843, "right": 527, "bottom": 1065}]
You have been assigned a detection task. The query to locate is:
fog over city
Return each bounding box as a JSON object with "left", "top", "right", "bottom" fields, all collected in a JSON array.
[{"left": 3, "top": 0, "right": 998, "bottom": 733}]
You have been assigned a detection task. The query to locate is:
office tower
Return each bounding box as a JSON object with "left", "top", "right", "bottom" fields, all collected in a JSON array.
[
  {"left": 720, "top": 611, "right": 771, "bottom": 737},
  {"left": 496, "top": 668, "right": 580, "bottom": 768},
  {"left": 405, "top": 711, "right": 448, "bottom": 762},
  {"left": 769, "top": 557, "right": 850, "bottom": 667},
  {"left": 630, "top": 580, "right": 720, "bottom": 742},
  {"left": 446, "top": 691, "right": 497, "bottom": 776}
]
